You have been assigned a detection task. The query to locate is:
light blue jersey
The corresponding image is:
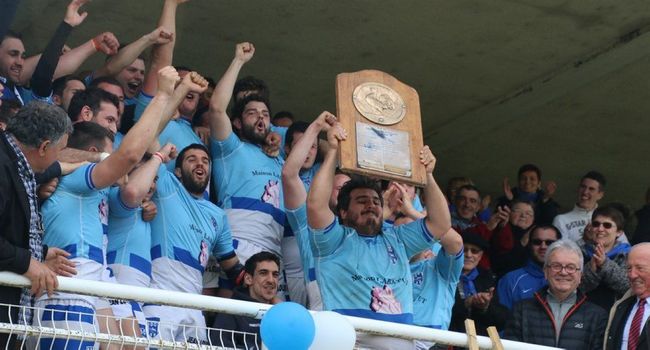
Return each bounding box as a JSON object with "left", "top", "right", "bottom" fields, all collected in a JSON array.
[
  {"left": 134, "top": 93, "right": 201, "bottom": 171},
  {"left": 210, "top": 132, "right": 285, "bottom": 257},
  {"left": 298, "top": 162, "right": 320, "bottom": 193},
  {"left": 310, "top": 218, "right": 435, "bottom": 324},
  {"left": 150, "top": 166, "right": 234, "bottom": 294},
  {"left": 106, "top": 186, "right": 152, "bottom": 281},
  {"left": 411, "top": 247, "right": 464, "bottom": 329},
  {"left": 42, "top": 163, "right": 107, "bottom": 264},
  {"left": 285, "top": 204, "right": 315, "bottom": 282}
]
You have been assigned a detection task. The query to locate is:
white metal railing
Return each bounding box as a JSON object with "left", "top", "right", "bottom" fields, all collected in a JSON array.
[{"left": 0, "top": 272, "right": 561, "bottom": 350}]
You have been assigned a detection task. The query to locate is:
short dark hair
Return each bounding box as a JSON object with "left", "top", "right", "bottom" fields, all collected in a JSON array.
[
  {"left": 273, "top": 110, "right": 294, "bottom": 123},
  {"left": 174, "top": 65, "right": 192, "bottom": 73},
  {"left": 456, "top": 184, "right": 481, "bottom": 199},
  {"left": 336, "top": 176, "right": 383, "bottom": 215},
  {"left": 231, "top": 94, "right": 271, "bottom": 121},
  {"left": 67, "top": 121, "right": 114, "bottom": 151},
  {"left": 518, "top": 163, "right": 541, "bottom": 180},
  {"left": 0, "top": 99, "right": 22, "bottom": 125},
  {"left": 68, "top": 87, "right": 119, "bottom": 122},
  {"left": 7, "top": 101, "right": 72, "bottom": 148},
  {"left": 89, "top": 76, "right": 123, "bottom": 91},
  {"left": 510, "top": 199, "right": 535, "bottom": 213},
  {"left": 581, "top": 171, "right": 606, "bottom": 191},
  {"left": 52, "top": 75, "right": 85, "bottom": 97},
  {"left": 592, "top": 205, "right": 625, "bottom": 230},
  {"left": 1, "top": 30, "right": 22, "bottom": 44},
  {"left": 233, "top": 76, "right": 269, "bottom": 102},
  {"left": 285, "top": 121, "right": 309, "bottom": 148},
  {"left": 531, "top": 225, "right": 562, "bottom": 240},
  {"left": 244, "top": 251, "right": 280, "bottom": 276},
  {"left": 175, "top": 143, "right": 210, "bottom": 169}
]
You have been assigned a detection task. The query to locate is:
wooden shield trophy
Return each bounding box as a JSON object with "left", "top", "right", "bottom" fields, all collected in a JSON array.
[{"left": 336, "top": 70, "right": 426, "bottom": 186}]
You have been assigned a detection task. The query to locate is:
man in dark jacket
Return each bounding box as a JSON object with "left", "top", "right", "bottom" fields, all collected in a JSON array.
[
  {"left": 604, "top": 243, "right": 650, "bottom": 350},
  {"left": 0, "top": 101, "right": 72, "bottom": 346},
  {"left": 210, "top": 251, "right": 280, "bottom": 349},
  {"left": 504, "top": 239, "right": 608, "bottom": 349}
]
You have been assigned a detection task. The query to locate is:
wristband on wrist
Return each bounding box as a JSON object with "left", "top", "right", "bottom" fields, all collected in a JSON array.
[
  {"left": 91, "top": 37, "right": 101, "bottom": 52},
  {"left": 153, "top": 152, "right": 165, "bottom": 163}
]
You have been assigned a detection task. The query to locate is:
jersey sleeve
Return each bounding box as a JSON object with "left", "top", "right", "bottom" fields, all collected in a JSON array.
[
  {"left": 58, "top": 163, "right": 98, "bottom": 194},
  {"left": 308, "top": 218, "right": 346, "bottom": 257},
  {"left": 108, "top": 186, "right": 138, "bottom": 219},
  {"left": 286, "top": 204, "right": 312, "bottom": 267},
  {"left": 132, "top": 92, "right": 153, "bottom": 123},
  {"left": 393, "top": 218, "right": 435, "bottom": 258},
  {"left": 210, "top": 132, "right": 241, "bottom": 159},
  {"left": 211, "top": 213, "right": 235, "bottom": 259},
  {"left": 434, "top": 247, "right": 464, "bottom": 283},
  {"left": 153, "top": 164, "right": 176, "bottom": 197}
]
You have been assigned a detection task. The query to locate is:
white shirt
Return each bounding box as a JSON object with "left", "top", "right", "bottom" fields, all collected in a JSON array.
[{"left": 621, "top": 298, "right": 650, "bottom": 350}]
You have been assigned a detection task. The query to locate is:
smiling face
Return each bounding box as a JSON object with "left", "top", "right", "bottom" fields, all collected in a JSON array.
[
  {"left": 340, "top": 188, "right": 383, "bottom": 236},
  {"left": 530, "top": 227, "right": 558, "bottom": 264},
  {"left": 455, "top": 188, "right": 480, "bottom": 220},
  {"left": 0, "top": 37, "right": 25, "bottom": 84},
  {"left": 115, "top": 58, "right": 145, "bottom": 99},
  {"left": 245, "top": 260, "right": 280, "bottom": 303},
  {"left": 590, "top": 214, "right": 621, "bottom": 251},
  {"left": 509, "top": 202, "right": 535, "bottom": 229},
  {"left": 518, "top": 170, "right": 540, "bottom": 194},
  {"left": 174, "top": 147, "right": 210, "bottom": 196},
  {"left": 628, "top": 245, "right": 650, "bottom": 299},
  {"left": 463, "top": 243, "right": 484, "bottom": 273},
  {"left": 544, "top": 248, "right": 582, "bottom": 297},
  {"left": 577, "top": 178, "right": 604, "bottom": 210}
]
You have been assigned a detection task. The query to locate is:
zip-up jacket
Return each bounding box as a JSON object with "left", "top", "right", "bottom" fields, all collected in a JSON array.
[{"left": 504, "top": 288, "right": 608, "bottom": 349}]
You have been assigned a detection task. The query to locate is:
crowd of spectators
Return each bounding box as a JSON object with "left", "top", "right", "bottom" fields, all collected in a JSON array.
[{"left": 2, "top": 1, "right": 650, "bottom": 350}]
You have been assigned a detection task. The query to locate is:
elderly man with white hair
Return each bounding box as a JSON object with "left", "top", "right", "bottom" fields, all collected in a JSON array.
[{"left": 504, "top": 239, "right": 608, "bottom": 349}]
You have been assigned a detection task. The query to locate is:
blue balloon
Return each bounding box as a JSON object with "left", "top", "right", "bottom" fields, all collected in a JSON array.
[{"left": 261, "top": 302, "right": 315, "bottom": 350}]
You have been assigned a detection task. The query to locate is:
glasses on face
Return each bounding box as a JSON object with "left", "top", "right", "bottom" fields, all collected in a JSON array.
[
  {"left": 592, "top": 220, "right": 614, "bottom": 229},
  {"left": 546, "top": 262, "right": 580, "bottom": 274},
  {"left": 464, "top": 246, "right": 483, "bottom": 255},
  {"left": 531, "top": 239, "right": 556, "bottom": 246}
]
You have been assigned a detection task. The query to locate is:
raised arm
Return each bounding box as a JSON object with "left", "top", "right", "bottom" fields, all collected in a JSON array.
[
  {"left": 420, "top": 146, "right": 460, "bottom": 251},
  {"left": 94, "top": 27, "right": 172, "bottom": 79},
  {"left": 282, "top": 111, "right": 336, "bottom": 209},
  {"left": 90, "top": 67, "right": 179, "bottom": 189},
  {"left": 307, "top": 121, "right": 347, "bottom": 229},
  {"left": 141, "top": 0, "right": 187, "bottom": 96},
  {"left": 207, "top": 42, "right": 255, "bottom": 141},
  {"left": 120, "top": 143, "right": 176, "bottom": 207}
]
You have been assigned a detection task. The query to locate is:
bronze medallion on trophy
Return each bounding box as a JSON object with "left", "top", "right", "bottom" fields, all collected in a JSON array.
[{"left": 336, "top": 70, "right": 425, "bottom": 186}]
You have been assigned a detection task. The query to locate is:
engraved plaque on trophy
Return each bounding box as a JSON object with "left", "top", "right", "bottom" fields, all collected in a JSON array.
[{"left": 336, "top": 70, "right": 426, "bottom": 187}]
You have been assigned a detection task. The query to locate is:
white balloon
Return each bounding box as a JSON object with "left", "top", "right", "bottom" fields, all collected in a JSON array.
[{"left": 310, "top": 311, "right": 356, "bottom": 350}]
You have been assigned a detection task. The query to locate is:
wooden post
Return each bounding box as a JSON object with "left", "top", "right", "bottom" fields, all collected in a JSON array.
[
  {"left": 487, "top": 326, "right": 505, "bottom": 350},
  {"left": 464, "top": 319, "right": 479, "bottom": 350}
]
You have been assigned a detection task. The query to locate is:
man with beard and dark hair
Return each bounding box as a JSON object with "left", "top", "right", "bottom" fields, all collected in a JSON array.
[
  {"left": 207, "top": 42, "right": 288, "bottom": 299},
  {"left": 307, "top": 124, "right": 461, "bottom": 349},
  {"left": 144, "top": 142, "right": 242, "bottom": 343}
]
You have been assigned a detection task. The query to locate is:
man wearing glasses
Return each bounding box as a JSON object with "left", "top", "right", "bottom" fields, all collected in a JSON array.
[
  {"left": 504, "top": 239, "right": 608, "bottom": 348},
  {"left": 497, "top": 225, "right": 561, "bottom": 309}
]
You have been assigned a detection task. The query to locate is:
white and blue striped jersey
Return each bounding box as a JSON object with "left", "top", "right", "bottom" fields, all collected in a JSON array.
[
  {"left": 42, "top": 163, "right": 108, "bottom": 264},
  {"left": 411, "top": 247, "right": 463, "bottom": 329},
  {"left": 310, "top": 218, "right": 435, "bottom": 324},
  {"left": 210, "top": 132, "right": 285, "bottom": 258},
  {"left": 106, "top": 186, "right": 152, "bottom": 282},
  {"left": 149, "top": 166, "right": 234, "bottom": 294}
]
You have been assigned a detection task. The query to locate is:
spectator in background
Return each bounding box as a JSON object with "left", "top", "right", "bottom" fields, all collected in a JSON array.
[
  {"left": 504, "top": 239, "right": 607, "bottom": 349},
  {"left": 497, "top": 163, "right": 560, "bottom": 226},
  {"left": 449, "top": 232, "right": 508, "bottom": 338},
  {"left": 604, "top": 243, "right": 650, "bottom": 350},
  {"left": 553, "top": 171, "right": 606, "bottom": 242},
  {"left": 272, "top": 110, "right": 294, "bottom": 127},
  {"left": 51, "top": 75, "right": 86, "bottom": 111},
  {"left": 450, "top": 185, "right": 493, "bottom": 269},
  {"left": 490, "top": 200, "right": 537, "bottom": 276},
  {"left": 579, "top": 206, "right": 631, "bottom": 310},
  {"left": 497, "top": 225, "right": 561, "bottom": 309},
  {"left": 0, "top": 98, "right": 21, "bottom": 130},
  {"left": 446, "top": 176, "right": 492, "bottom": 223},
  {"left": 632, "top": 187, "right": 650, "bottom": 244},
  {"left": 210, "top": 251, "right": 280, "bottom": 349}
]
